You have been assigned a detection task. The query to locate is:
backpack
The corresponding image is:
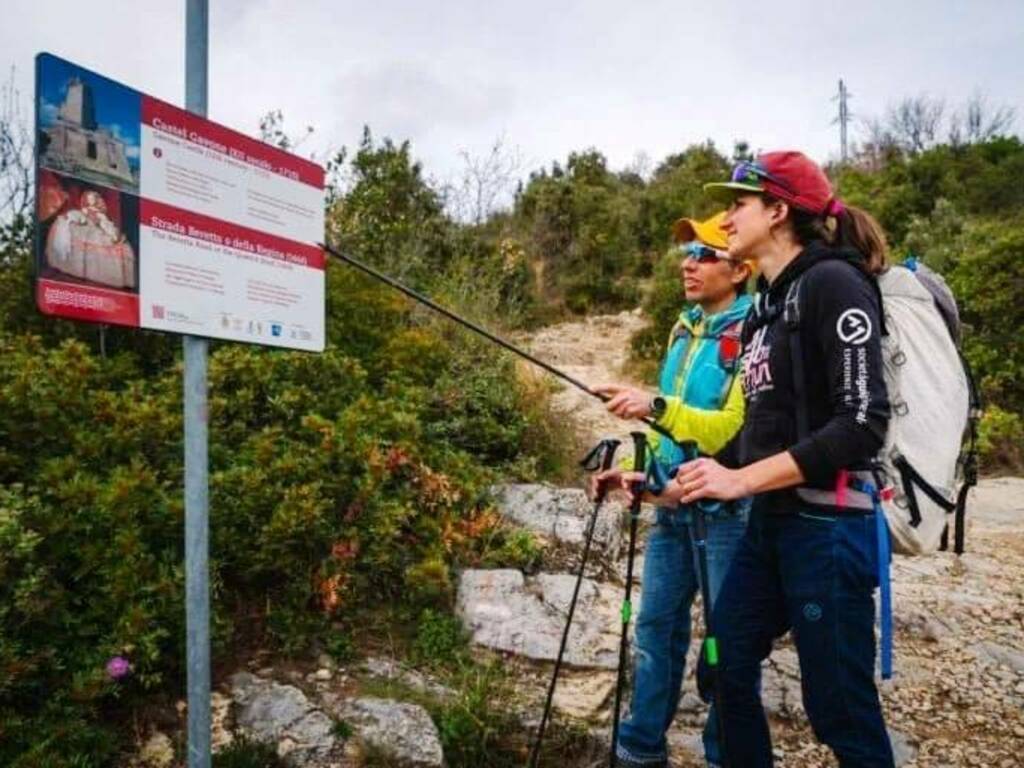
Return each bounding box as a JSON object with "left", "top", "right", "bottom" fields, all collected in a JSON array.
[
  {"left": 784, "top": 258, "right": 981, "bottom": 556},
  {"left": 672, "top": 317, "right": 745, "bottom": 404}
]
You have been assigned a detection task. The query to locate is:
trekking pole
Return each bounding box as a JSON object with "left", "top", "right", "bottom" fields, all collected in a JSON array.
[
  {"left": 692, "top": 502, "right": 731, "bottom": 768},
  {"left": 528, "top": 437, "right": 621, "bottom": 768},
  {"left": 610, "top": 432, "right": 647, "bottom": 767},
  {"left": 320, "top": 242, "right": 680, "bottom": 444}
]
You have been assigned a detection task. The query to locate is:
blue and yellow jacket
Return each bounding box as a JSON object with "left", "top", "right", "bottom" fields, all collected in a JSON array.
[{"left": 643, "top": 295, "right": 753, "bottom": 495}]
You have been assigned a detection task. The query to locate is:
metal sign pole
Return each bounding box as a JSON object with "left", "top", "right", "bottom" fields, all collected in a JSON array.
[{"left": 184, "top": 1, "right": 211, "bottom": 766}]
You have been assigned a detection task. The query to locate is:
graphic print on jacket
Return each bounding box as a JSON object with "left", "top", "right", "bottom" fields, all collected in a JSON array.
[
  {"left": 735, "top": 243, "right": 890, "bottom": 494},
  {"left": 741, "top": 323, "right": 773, "bottom": 399}
]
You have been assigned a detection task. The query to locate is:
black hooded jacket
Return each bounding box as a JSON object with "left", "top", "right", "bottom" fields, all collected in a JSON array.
[{"left": 725, "top": 241, "right": 890, "bottom": 510}]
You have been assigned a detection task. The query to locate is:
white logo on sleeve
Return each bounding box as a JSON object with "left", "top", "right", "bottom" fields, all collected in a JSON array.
[{"left": 836, "top": 308, "right": 872, "bottom": 345}]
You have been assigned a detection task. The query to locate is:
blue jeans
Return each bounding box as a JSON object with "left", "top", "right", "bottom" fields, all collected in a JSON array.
[
  {"left": 697, "top": 505, "right": 894, "bottom": 767},
  {"left": 617, "top": 504, "right": 748, "bottom": 767}
]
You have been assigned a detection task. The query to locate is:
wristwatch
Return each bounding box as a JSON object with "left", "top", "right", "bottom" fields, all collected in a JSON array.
[{"left": 650, "top": 396, "right": 668, "bottom": 419}]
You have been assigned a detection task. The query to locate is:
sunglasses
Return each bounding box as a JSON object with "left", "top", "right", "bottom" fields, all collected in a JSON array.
[
  {"left": 680, "top": 242, "right": 735, "bottom": 265},
  {"left": 730, "top": 161, "right": 794, "bottom": 193}
]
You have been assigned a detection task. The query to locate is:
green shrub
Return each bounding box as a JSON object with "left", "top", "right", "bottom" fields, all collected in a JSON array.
[
  {"left": 434, "top": 662, "right": 520, "bottom": 768},
  {"left": 0, "top": 275, "right": 566, "bottom": 764},
  {"left": 481, "top": 527, "right": 542, "bottom": 572},
  {"left": 978, "top": 405, "right": 1024, "bottom": 473},
  {"left": 412, "top": 609, "right": 467, "bottom": 668},
  {"left": 213, "top": 737, "right": 285, "bottom": 768}
]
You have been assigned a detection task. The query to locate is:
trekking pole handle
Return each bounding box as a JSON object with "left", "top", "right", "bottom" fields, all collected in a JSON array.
[
  {"left": 630, "top": 432, "right": 648, "bottom": 492},
  {"left": 595, "top": 439, "right": 620, "bottom": 503}
]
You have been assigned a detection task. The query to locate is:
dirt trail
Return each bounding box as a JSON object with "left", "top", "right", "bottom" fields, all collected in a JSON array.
[{"left": 519, "top": 307, "right": 652, "bottom": 450}]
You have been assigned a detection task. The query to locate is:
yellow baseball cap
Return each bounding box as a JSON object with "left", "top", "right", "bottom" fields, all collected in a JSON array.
[{"left": 671, "top": 211, "right": 729, "bottom": 249}]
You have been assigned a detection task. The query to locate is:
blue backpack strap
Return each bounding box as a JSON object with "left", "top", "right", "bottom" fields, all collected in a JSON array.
[{"left": 850, "top": 475, "right": 894, "bottom": 680}]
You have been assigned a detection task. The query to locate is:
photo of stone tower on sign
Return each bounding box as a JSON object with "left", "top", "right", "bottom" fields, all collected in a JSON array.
[{"left": 38, "top": 57, "right": 141, "bottom": 194}]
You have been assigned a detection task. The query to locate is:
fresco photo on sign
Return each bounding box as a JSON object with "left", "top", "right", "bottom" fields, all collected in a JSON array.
[
  {"left": 37, "top": 53, "right": 141, "bottom": 195},
  {"left": 37, "top": 169, "right": 140, "bottom": 292}
]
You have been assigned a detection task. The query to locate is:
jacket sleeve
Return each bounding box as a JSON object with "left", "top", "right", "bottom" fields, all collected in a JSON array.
[
  {"left": 653, "top": 371, "right": 746, "bottom": 457},
  {"left": 787, "top": 263, "right": 890, "bottom": 485}
]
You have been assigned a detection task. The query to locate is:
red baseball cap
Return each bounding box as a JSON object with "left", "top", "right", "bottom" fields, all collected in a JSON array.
[{"left": 704, "top": 151, "right": 843, "bottom": 217}]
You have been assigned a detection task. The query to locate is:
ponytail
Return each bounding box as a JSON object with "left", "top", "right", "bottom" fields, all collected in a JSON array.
[
  {"left": 834, "top": 205, "right": 889, "bottom": 276},
  {"left": 769, "top": 194, "right": 890, "bottom": 276}
]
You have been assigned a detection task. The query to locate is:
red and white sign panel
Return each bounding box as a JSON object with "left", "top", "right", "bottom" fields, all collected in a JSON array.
[{"left": 35, "top": 53, "right": 325, "bottom": 351}]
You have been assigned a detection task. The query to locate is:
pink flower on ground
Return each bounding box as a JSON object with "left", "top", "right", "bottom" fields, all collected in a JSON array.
[{"left": 106, "top": 656, "right": 131, "bottom": 680}]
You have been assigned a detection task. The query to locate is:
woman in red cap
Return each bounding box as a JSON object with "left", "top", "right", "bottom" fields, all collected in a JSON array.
[{"left": 648, "top": 152, "right": 895, "bottom": 766}]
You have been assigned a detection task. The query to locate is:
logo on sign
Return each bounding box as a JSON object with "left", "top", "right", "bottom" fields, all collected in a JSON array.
[
  {"left": 271, "top": 324, "right": 282, "bottom": 337},
  {"left": 152, "top": 305, "right": 165, "bottom": 319},
  {"left": 836, "top": 308, "right": 872, "bottom": 345}
]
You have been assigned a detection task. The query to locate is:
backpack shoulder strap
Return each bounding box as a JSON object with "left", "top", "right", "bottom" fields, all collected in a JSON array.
[
  {"left": 716, "top": 317, "right": 746, "bottom": 406},
  {"left": 784, "top": 259, "right": 882, "bottom": 442},
  {"left": 783, "top": 277, "right": 811, "bottom": 440},
  {"left": 941, "top": 349, "right": 983, "bottom": 554}
]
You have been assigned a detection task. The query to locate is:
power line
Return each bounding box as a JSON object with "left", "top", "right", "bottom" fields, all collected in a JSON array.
[{"left": 832, "top": 79, "right": 853, "bottom": 163}]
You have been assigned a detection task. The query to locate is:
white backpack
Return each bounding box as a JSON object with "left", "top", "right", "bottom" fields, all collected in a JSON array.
[
  {"left": 784, "top": 259, "right": 980, "bottom": 556},
  {"left": 875, "top": 262, "right": 979, "bottom": 555}
]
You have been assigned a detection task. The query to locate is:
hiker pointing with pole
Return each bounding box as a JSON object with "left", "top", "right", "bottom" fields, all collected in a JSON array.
[
  {"left": 659, "top": 152, "right": 896, "bottom": 767},
  {"left": 592, "top": 212, "right": 752, "bottom": 768}
]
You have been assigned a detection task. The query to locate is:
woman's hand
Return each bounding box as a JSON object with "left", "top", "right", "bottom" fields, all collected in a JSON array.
[
  {"left": 672, "top": 458, "right": 750, "bottom": 503},
  {"left": 593, "top": 469, "right": 681, "bottom": 506},
  {"left": 589, "top": 467, "right": 624, "bottom": 500},
  {"left": 593, "top": 384, "right": 652, "bottom": 420}
]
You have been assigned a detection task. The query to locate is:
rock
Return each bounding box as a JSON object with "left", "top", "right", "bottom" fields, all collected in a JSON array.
[
  {"left": 490, "top": 483, "right": 625, "bottom": 556},
  {"left": 456, "top": 569, "right": 629, "bottom": 669},
  {"left": 333, "top": 696, "right": 443, "bottom": 767},
  {"left": 895, "top": 603, "right": 960, "bottom": 641},
  {"left": 672, "top": 690, "right": 704, "bottom": 715},
  {"left": 665, "top": 726, "right": 705, "bottom": 762},
  {"left": 971, "top": 641, "right": 1024, "bottom": 674},
  {"left": 967, "top": 478, "right": 1024, "bottom": 532},
  {"left": 228, "top": 672, "right": 338, "bottom": 765},
  {"left": 280, "top": 711, "right": 336, "bottom": 760},
  {"left": 889, "top": 728, "right": 918, "bottom": 767},
  {"left": 232, "top": 675, "right": 311, "bottom": 734},
  {"left": 360, "top": 656, "right": 455, "bottom": 702},
  {"left": 315, "top": 668, "right": 333, "bottom": 681},
  {"left": 134, "top": 731, "right": 174, "bottom": 768},
  {"left": 211, "top": 691, "right": 234, "bottom": 750},
  {"left": 551, "top": 670, "right": 617, "bottom": 719},
  {"left": 760, "top": 647, "right": 804, "bottom": 720}
]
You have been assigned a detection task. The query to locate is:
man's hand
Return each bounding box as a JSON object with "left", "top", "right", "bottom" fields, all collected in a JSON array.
[
  {"left": 672, "top": 458, "right": 750, "bottom": 503},
  {"left": 594, "top": 384, "right": 653, "bottom": 420}
]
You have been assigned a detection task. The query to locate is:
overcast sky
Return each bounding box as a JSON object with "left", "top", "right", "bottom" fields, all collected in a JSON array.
[{"left": 5, "top": 0, "right": 1023, "bottom": 190}]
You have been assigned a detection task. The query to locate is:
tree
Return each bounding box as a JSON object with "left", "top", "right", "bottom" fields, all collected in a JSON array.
[
  {"left": 0, "top": 67, "right": 32, "bottom": 234},
  {"left": 445, "top": 136, "right": 523, "bottom": 226},
  {"left": 885, "top": 94, "right": 946, "bottom": 154},
  {"left": 329, "top": 127, "right": 452, "bottom": 284},
  {"left": 948, "top": 92, "right": 1017, "bottom": 147},
  {"left": 257, "top": 108, "right": 314, "bottom": 153}
]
